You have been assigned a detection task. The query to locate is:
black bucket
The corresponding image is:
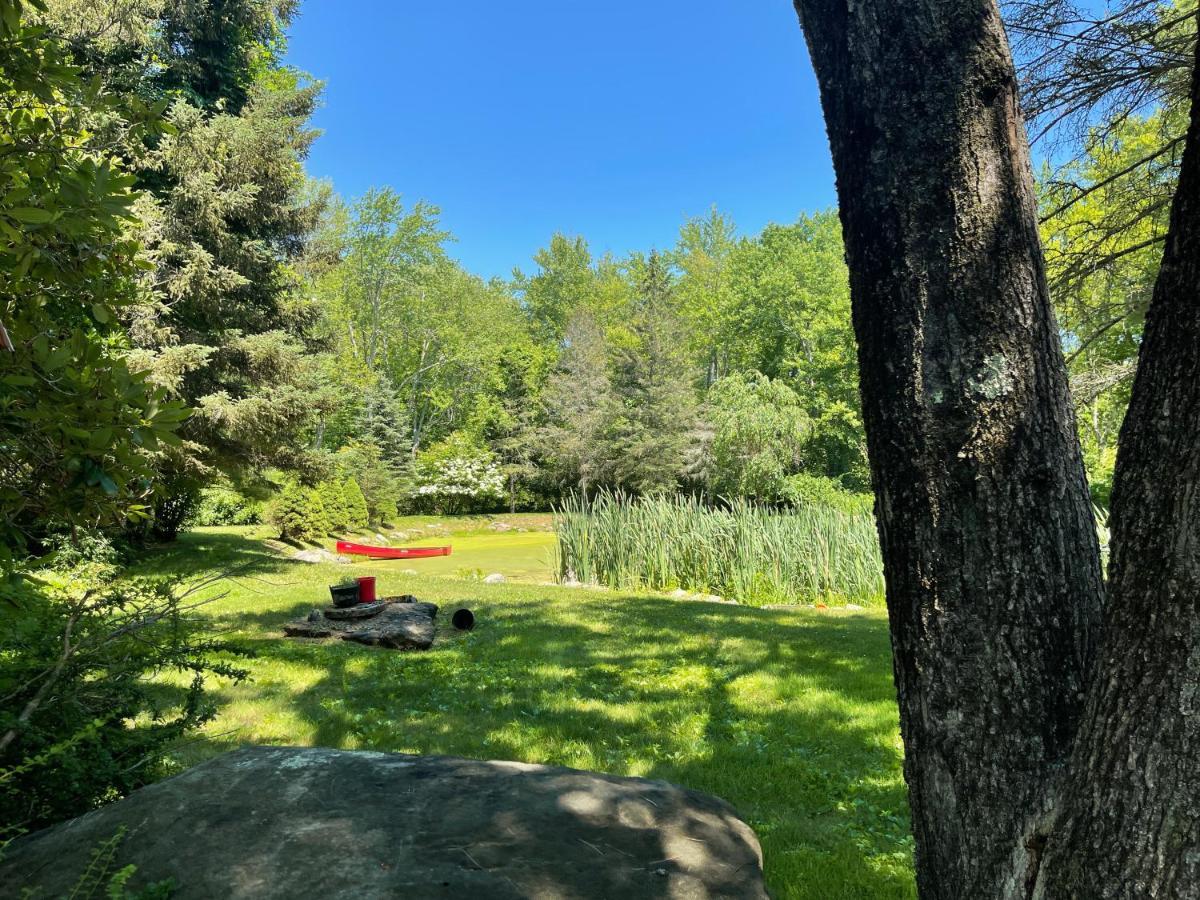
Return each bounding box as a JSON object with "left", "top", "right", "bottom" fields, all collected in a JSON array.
[
  {"left": 329, "top": 584, "right": 360, "bottom": 608},
  {"left": 452, "top": 608, "right": 476, "bottom": 631}
]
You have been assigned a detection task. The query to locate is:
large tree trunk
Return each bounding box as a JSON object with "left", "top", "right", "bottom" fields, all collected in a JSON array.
[
  {"left": 1034, "top": 36, "right": 1200, "bottom": 900},
  {"left": 790, "top": 2, "right": 1105, "bottom": 896}
]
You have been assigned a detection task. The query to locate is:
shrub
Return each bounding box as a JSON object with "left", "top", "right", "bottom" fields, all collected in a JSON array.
[
  {"left": 782, "top": 473, "right": 874, "bottom": 516},
  {"left": 269, "top": 481, "right": 326, "bottom": 544},
  {"left": 317, "top": 480, "right": 349, "bottom": 534},
  {"left": 334, "top": 442, "right": 402, "bottom": 527},
  {"left": 410, "top": 436, "right": 505, "bottom": 515},
  {"left": 555, "top": 492, "right": 884, "bottom": 606},
  {"left": 187, "top": 488, "right": 263, "bottom": 527},
  {"left": 343, "top": 478, "right": 369, "bottom": 530},
  {"left": 0, "top": 548, "right": 246, "bottom": 839}
]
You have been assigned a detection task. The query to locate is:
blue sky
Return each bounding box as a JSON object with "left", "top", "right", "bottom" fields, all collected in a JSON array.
[{"left": 284, "top": 2, "right": 835, "bottom": 279}]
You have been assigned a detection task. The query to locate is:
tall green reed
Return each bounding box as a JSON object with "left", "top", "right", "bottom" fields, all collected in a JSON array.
[{"left": 554, "top": 492, "right": 885, "bottom": 607}]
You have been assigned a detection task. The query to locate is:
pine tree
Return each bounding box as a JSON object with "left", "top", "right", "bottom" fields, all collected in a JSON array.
[
  {"left": 343, "top": 478, "right": 369, "bottom": 530},
  {"left": 357, "top": 381, "right": 411, "bottom": 468},
  {"left": 607, "top": 251, "right": 698, "bottom": 494},
  {"left": 539, "top": 311, "right": 618, "bottom": 494}
]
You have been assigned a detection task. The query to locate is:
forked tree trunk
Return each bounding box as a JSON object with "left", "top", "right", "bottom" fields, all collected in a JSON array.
[
  {"left": 790, "top": 2, "right": 1105, "bottom": 896},
  {"left": 1034, "top": 36, "right": 1200, "bottom": 900}
]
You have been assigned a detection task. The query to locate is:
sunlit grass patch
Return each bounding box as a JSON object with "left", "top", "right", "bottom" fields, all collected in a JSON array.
[{"left": 135, "top": 527, "right": 914, "bottom": 899}]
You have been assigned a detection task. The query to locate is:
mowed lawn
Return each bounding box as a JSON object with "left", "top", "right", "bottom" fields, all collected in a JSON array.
[{"left": 134, "top": 527, "right": 915, "bottom": 899}]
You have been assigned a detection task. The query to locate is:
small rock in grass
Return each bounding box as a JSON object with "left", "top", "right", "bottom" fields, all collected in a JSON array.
[
  {"left": 483, "top": 573, "right": 506, "bottom": 584},
  {"left": 846, "top": 603, "right": 866, "bottom": 611}
]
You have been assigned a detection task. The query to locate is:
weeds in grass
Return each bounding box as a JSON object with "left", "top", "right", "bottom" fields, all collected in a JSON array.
[{"left": 555, "top": 493, "right": 885, "bottom": 606}]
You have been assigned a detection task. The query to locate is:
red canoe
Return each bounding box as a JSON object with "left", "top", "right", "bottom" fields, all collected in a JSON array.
[{"left": 336, "top": 541, "right": 452, "bottom": 560}]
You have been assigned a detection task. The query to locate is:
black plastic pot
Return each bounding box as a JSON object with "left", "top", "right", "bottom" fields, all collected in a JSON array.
[
  {"left": 329, "top": 584, "right": 360, "bottom": 608},
  {"left": 452, "top": 608, "right": 476, "bottom": 631}
]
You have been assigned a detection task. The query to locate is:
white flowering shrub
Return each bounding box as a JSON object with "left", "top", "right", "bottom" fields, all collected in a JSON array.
[{"left": 411, "top": 438, "right": 505, "bottom": 514}]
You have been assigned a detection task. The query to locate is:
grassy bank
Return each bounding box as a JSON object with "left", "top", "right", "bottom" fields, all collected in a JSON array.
[
  {"left": 132, "top": 527, "right": 914, "bottom": 899},
  {"left": 555, "top": 494, "right": 885, "bottom": 606}
]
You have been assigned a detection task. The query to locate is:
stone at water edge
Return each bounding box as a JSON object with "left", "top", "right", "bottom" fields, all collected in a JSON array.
[
  {"left": 0, "top": 748, "right": 769, "bottom": 899},
  {"left": 483, "top": 572, "right": 506, "bottom": 584}
]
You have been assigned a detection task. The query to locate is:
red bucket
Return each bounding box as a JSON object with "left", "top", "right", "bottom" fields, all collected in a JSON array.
[{"left": 356, "top": 576, "right": 377, "bottom": 604}]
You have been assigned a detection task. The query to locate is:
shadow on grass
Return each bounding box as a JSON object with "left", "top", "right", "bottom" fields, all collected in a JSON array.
[{"left": 143, "top": 531, "right": 914, "bottom": 899}]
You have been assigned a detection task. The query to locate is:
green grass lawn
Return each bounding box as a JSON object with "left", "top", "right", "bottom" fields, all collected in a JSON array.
[
  {"left": 393, "top": 530, "right": 558, "bottom": 581},
  {"left": 134, "top": 527, "right": 915, "bottom": 899}
]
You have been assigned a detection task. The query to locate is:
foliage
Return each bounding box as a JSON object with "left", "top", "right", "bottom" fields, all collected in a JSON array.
[
  {"left": 1011, "top": 1, "right": 1199, "bottom": 496},
  {"left": 704, "top": 373, "right": 811, "bottom": 503},
  {"left": 0, "top": 0, "right": 187, "bottom": 571},
  {"left": 537, "top": 311, "right": 618, "bottom": 493},
  {"left": 334, "top": 442, "right": 401, "bottom": 527},
  {"left": 317, "top": 188, "right": 533, "bottom": 459},
  {"left": 0, "top": 542, "right": 246, "bottom": 837},
  {"left": 513, "top": 233, "right": 599, "bottom": 341},
  {"left": 127, "top": 527, "right": 917, "bottom": 900},
  {"left": 1039, "top": 109, "right": 1185, "bottom": 495},
  {"left": 605, "top": 251, "right": 698, "bottom": 494},
  {"left": 50, "top": 826, "right": 176, "bottom": 900},
  {"left": 409, "top": 435, "right": 505, "bottom": 515},
  {"left": 267, "top": 479, "right": 325, "bottom": 543},
  {"left": 188, "top": 487, "right": 263, "bottom": 527},
  {"left": 41, "top": 0, "right": 329, "bottom": 533},
  {"left": 555, "top": 492, "right": 885, "bottom": 607},
  {"left": 782, "top": 473, "right": 874, "bottom": 516},
  {"left": 316, "top": 479, "right": 349, "bottom": 534},
  {"left": 356, "top": 380, "right": 411, "bottom": 468},
  {"left": 342, "top": 478, "right": 369, "bottom": 530}
]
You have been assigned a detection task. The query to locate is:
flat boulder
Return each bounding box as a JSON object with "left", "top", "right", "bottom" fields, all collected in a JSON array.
[
  {"left": 0, "top": 747, "right": 767, "bottom": 899},
  {"left": 341, "top": 601, "right": 437, "bottom": 650},
  {"left": 284, "top": 599, "right": 439, "bottom": 651},
  {"left": 323, "top": 600, "right": 390, "bottom": 620}
]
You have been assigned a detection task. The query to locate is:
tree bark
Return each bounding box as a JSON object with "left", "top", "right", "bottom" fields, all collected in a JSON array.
[
  {"left": 790, "top": 2, "right": 1105, "bottom": 896},
  {"left": 1034, "top": 36, "right": 1200, "bottom": 900}
]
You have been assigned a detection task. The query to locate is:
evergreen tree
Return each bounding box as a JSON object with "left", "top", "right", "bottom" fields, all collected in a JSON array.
[
  {"left": 343, "top": 478, "right": 369, "bottom": 530},
  {"left": 270, "top": 481, "right": 314, "bottom": 543},
  {"left": 305, "top": 487, "right": 330, "bottom": 541},
  {"left": 335, "top": 442, "right": 401, "bottom": 527},
  {"left": 606, "top": 252, "right": 698, "bottom": 495},
  {"left": 42, "top": 1, "right": 328, "bottom": 538},
  {"left": 539, "top": 311, "right": 617, "bottom": 494},
  {"left": 317, "top": 480, "right": 349, "bottom": 534},
  {"left": 357, "top": 381, "right": 411, "bottom": 468}
]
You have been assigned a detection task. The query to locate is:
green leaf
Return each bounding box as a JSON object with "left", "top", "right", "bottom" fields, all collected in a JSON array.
[
  {"left": 92, "top": 303, "right": 111, "bottom": 324},
  {"left": 7, "top": 207, "right": 55, "bottom": 224}
]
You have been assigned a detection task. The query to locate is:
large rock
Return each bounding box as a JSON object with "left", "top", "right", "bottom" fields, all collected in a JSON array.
[
  {"left": 0, "top": 747, "right": 767, "bottom": 899},
  {"left": 284, "top": 600, "right": 439, "bottom": 651},
  {"left": 341, "top": 601, "right": 437, "bottom": 650}
]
